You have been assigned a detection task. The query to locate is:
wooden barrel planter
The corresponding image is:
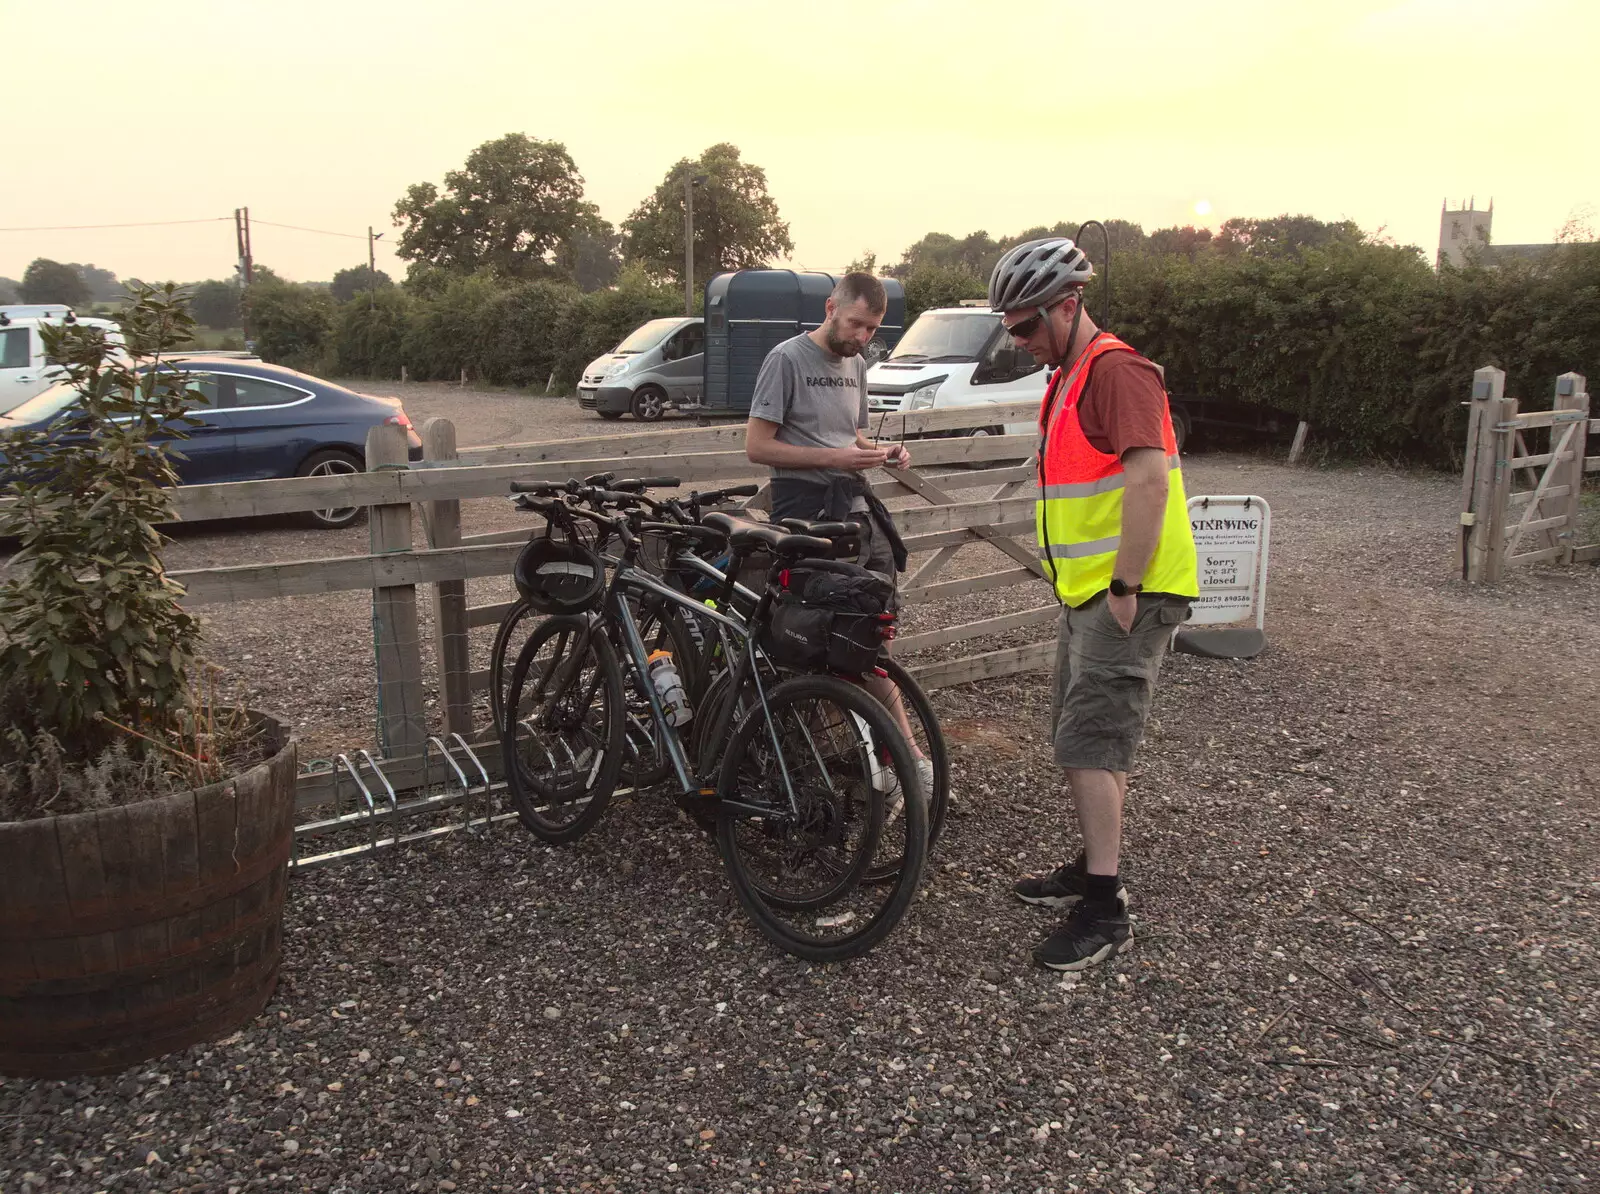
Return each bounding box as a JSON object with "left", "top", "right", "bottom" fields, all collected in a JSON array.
[{"left": 0, "top": 714, "right": 296, "bottom": 1078}]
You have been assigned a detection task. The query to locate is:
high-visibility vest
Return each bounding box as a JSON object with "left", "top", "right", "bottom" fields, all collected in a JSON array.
[{"left": 1035, "top": 333, "right": 1199, "bottom": 607}]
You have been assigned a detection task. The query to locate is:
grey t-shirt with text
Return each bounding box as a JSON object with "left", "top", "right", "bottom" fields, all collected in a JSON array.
[{"left": 748, "top": 333, "right": 869, "bottom": 485}]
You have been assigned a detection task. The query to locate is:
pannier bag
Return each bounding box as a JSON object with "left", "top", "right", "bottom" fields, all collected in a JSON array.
[{"left": 761, "top": 558, "right": 895, "bottom": 675}]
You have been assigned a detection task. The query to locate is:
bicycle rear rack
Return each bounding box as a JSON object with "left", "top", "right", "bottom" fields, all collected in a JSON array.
[{"left": 291, "top": 735, "right": 512, "bottom": 871}]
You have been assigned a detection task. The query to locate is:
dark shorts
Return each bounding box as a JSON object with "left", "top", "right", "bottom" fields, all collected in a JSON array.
[
  {"left": 853, "top": 507, "right": 901, "bottom": 611},
  {"left": 1051, "top": 594, "right": 1189, "bottom": 773}
]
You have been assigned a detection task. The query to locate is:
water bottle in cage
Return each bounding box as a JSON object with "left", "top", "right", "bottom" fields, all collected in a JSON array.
[{"left": 647, "top": 650, "right": 693, "bottom": 726}]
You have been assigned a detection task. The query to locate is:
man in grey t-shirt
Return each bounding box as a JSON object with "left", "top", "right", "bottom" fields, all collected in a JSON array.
[
  {"left": 748, "top": 327, "right": 876, "bottom": 487},
  {"left": 745, "top": 272, "right": 913, "bottom": 582},
  {"left": 745, "top": 272, "right": 932, "bottom": 796}
]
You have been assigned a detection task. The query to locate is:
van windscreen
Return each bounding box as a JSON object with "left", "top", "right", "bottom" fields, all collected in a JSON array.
[
  {"left": 887, "top": 312, "right": 999, "bottom": 363},
  {"left": 614, "top": 319, "right": 683, "bottom": 354}
]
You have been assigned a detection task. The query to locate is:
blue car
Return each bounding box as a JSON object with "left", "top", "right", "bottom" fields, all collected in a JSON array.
[{"left": 0, "top": 356, "right": 424, "bottom": 528}]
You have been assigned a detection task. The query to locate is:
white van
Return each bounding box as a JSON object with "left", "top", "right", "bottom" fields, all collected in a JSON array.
[
  {"left": 0, "top": 309, "right": 123, "bottom": 415},
  {"left": 865, "top": 305, "right": 1044, "bottom": 439}
]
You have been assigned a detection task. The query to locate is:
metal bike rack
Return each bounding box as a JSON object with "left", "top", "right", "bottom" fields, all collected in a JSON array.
[{"left": 291, "top": 736, "right": 510, "bottom": 872}]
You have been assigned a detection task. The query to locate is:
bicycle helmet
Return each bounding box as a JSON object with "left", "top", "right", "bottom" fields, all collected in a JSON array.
[
  {"left": 987, "top": 237, "right": 1094, "bottom": 312},
  {"left": 514, "top": 533, "right": 604, "bottom": 615}
]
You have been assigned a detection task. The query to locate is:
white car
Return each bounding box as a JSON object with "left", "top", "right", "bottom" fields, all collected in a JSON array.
[
  {"left": 865, "top": 304, "right": 1044, "bottom": 440},
  {"left": 0, "top": 307, "right": 123, "bottom": 414}
]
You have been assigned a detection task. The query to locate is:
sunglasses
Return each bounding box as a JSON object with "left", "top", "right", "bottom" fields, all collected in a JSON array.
[{"left": 1007, "top": 296, "right": 1069, "bottom": 340}]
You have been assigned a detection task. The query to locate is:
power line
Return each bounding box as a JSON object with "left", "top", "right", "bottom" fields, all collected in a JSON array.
[
  {"left": 252, "top": 219, "right": 371, "bottom": 241},
  {"left": 0, "top": 215, "right": 384, "bottom": 243},
  {"left": 0, "top": 217, "right": 231, "bottom": 232}
]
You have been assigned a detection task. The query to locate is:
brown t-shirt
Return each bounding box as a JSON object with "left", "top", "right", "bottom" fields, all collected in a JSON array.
[{"left": 1071, "top": 349, "right": 1169, "bottom": 458}]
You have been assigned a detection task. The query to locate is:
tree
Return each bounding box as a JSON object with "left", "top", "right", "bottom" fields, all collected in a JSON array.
[
  {"left": 332, "top": 287, "right": 414, "bottom": 378},
  {"left": 188, "top": 279, "right": 241, "bottom": 329},
  {"left": 889, "top": 231, "right": 1001, "bottom": 279},
  {"left": 1214, "top": 214, "right": 1363, "bottom": 258},
  {"left": 1554, "top": 204, "right": 1596, "bottom": 244},
  {"left": 901, "top": 264, "right": 986, "bottom": 324},
  {"left": 244, "top": 278, "right": 335, "bottom": 370},
  {"left": 889, "top": 221, "right": 1145, "bottom": 283},
  {"left": 330, "top": 265, "right": 394, "bottom": 304},
  {"left": 19, "top": 259, "right": 90, "bottom": 306},
  {"left": 64, "top": 263, "right": 120, "bottom": 302},
  {"left": 393, "top": 133, "right": 603, "bottom": 282},
  {"left": 559, "top": 216, "right": 622, "bottom": 292},
  {"left": 621, "top": 143, "right": 793, "bottom": 290},
  {"left": 0, "top": 277, "right": 18, "bottom": 305},
  {"left": 1147, "top": 225, "right": 1215, "bottom": 258}
]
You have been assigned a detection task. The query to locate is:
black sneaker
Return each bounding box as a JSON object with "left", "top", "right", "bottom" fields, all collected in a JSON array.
[
  {"left": 1032, "top": 899, "right": 1132, "bottom": 971},
  {"left": 1012, "top": 858, "right": 1128, "bottom": 909}
]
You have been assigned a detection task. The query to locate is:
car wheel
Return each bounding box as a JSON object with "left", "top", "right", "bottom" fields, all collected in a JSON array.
[
  {"left": 597, "top": 410, "right": 624, "bottom": 421},
  {"left": 296, "top": 449, "right": 364, "bottom": 529},
  {"left": 1171, "top": 408, "right": 1191, "bottom": 453},
  {"left": 630, "top": 386, "right": 667, "bottom": 422}
]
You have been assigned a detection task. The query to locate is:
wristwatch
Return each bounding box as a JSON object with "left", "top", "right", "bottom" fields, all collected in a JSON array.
[{"left": 1108, "top": 577, "right": 1143, "bottom": 598}]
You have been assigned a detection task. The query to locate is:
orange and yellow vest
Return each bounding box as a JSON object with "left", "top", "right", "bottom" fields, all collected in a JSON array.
[{"left": 1036, "top": 333, "right": 1199, "bottom": 607}]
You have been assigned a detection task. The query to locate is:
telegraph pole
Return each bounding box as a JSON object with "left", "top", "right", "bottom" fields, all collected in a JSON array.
[
  {"left": 241, "top": 206, "right": 253, "bottom": 284},
  {"left": 235, "top": 207, "right": 254, "bottom": 341},
  {"left": 683, "top": 176, "right": 694, "bottom": 316},
  {"left": 367, "top": 226, "right": 384, "bottom": 310},
  {"left": 683, "top": 173, "right": 707, "bottom": 316}
]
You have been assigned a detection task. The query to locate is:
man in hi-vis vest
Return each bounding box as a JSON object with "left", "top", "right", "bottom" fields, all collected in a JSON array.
[{"left": 988, "top": 238, "right": 1199, "bottom": 972}]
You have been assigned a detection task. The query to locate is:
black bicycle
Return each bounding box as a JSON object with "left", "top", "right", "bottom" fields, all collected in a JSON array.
[
  {"left": 499, "top": 481, "right": 929, "bottom": 961},
  {"left": 577, "top": 485, "right": 952, "bottom": 872}
]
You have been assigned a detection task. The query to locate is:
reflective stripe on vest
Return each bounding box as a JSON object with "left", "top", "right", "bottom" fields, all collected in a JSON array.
[{"left": 1034, "top": 333, "right": 1199, "bottom": 606}]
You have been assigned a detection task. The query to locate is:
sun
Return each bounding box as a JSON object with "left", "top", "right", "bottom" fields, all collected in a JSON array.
[{"left": 1193, "top": 199, "right": 1213, "bottom": 218}]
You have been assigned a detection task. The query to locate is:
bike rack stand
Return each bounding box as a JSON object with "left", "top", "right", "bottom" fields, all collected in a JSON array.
[{"left": 291, "top": 736, "right": 508, "bottom": 871}]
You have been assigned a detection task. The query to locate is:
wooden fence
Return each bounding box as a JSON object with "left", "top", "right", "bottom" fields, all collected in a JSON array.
[
  {"left": 151, "top": 400, "right": 1054, "bottom": 861},
  {"left": 1461, "top": 367, "right": 1595, "bottom": 583}
]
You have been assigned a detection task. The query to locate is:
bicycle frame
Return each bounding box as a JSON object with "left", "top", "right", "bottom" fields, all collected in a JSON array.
[
  {"left": 598, "top": 556, "right": 814, "bottom": 821},
  {"left": 511, "top": 494, "right": 862, "bottom": 824}
]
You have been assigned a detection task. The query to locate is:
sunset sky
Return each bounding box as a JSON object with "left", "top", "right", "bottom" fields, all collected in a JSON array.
[{"left": 3, "top": 0, "right": 1593, "bottom": 286}]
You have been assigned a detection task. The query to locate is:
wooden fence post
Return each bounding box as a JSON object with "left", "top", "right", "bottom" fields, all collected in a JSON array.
[
  {"left": 1286, "top": 421, "right": 1310, "bottom": 465},
  {"left": 422, "top": 418, "right": 472, "bottom": 736},
  {"left": 1485, "top": 392, "right": 1517, "bottom": 584},
  {"left": 1464, "top": 366, "right": 1505, "bottom": 583},
  {"left": 1554, "top": 372, "right": 1590, "bottom": 565},
  {"left": 366, "top": 424, "right": 427, "bottom": 758}
]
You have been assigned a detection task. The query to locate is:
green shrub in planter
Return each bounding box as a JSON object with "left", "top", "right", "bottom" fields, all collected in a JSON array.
[{"left": 0, "top": 284, "right": 296, "bottom": 1077}]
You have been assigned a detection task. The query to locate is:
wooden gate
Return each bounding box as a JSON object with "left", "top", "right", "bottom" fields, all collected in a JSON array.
[{"left": 1461, "top": 367, "right": 1594, "bottom": 583}]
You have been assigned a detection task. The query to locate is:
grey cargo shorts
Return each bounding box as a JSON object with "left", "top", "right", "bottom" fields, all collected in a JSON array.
[{"left": 1051, "top": 594, "right": 1189, "bottom": 773}]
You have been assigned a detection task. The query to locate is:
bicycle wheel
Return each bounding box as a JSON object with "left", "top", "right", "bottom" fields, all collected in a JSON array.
[
  {"left": 861, "top": 656, "right": 950, "bottom": 883},
  {"left": 619, "top": 594, "right": 701, "bottom": 791},
  {"left": 716, "top": 674, "right": 928, "bottom": 962},
  {"left": 501, "top": 614, "right": 625, "bottom": 844},
  {"left": 489, "top": 596, "right": 541, "bottom": 735}
]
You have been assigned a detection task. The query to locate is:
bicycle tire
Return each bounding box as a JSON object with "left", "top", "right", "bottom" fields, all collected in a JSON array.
[
  {"left": 861, "top": 656, "right": 950, "bottom": 883},
  {"left": 501, "top": 614, "right": 625, "bottom": 844},
  {"left": 716, "top": 674, "right": 928, "bottom": 962},
  {"left": 488, "top": 596, "right": 541, "bottom": 735}
]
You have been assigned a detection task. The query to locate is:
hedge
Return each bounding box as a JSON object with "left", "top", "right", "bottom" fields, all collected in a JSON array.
[{"left": 247, "top": 243, "right": 1600, "bottom": 465}]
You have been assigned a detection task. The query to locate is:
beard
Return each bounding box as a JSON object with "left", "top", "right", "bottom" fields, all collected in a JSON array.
[{"left": 823, "top": 327, "right": 861, "bottom": 357}]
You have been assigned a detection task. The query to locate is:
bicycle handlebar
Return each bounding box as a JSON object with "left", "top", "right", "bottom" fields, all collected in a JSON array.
[{"left": 609, "top": 476, "right": 681, "bottom": 492}]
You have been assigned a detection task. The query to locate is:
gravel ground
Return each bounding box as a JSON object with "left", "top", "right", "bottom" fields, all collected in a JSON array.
[{"left": 4, "top": 384, "right": 1597, "bottom": 1192}]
